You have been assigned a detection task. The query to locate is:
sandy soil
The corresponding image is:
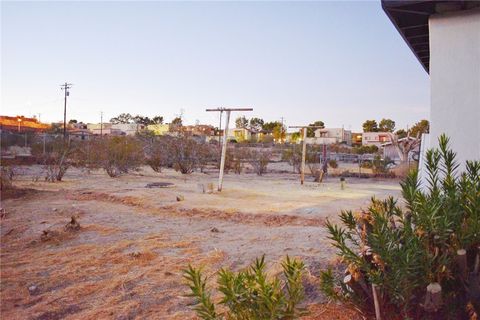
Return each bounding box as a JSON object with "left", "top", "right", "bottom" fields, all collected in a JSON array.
[{"left": 1, "top": 164, "right": 401, "bottom": 319}]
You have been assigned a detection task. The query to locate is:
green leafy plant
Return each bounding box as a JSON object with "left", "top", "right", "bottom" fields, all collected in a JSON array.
[
  {"left": 184, "top": 255, "right": 306, "bottom": 319},
  {"left": 320, "top": 135, "right": 480, "bottom": 319},
  {"left": 371, "top": 155, "right": 393, "bottom": 174}
]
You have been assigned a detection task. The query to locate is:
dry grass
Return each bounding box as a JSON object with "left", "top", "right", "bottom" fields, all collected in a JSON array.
[
  {"left": 1, "top": 226, "right": 226, "bottom": 319},
  {"left": 0, "top": 167, "right": 398, "bottom": 319},
  {"left": 67, "top": 190, "right": 325, "bottom": 227}
]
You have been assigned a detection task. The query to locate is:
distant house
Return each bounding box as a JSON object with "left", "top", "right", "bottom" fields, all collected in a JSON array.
[
  {"left": 227, "top": 128, "right": 253, "bottom": 142},
  {"left": 111, "top": 123, "right": 145, "bottom": 136},
  {"left": 181, "top": 125, "right": 215, "bottom": 137},
  {"left": 147, "top": 124, "right": 170, "bottom": 136},
  {"left": 227, "top": 128, "right": 273, "bottom": 143},
  {"left": 382, "top": 137, "right": 420, "bottom": 163},
  {"left": 313, "top": 128, "right": 352, "bottom": 145},
  {"left": 68, "top": 128, "right": 92, "bottom": 141},
  {"left": 0, "top": 115, "right": 50, "bottom": 133},
  {"left": 362, "top": 132, "right": 391, "bottom": 147},
  {"left": 86, "top": 123, "right": 122, "bottom": 136},
  {"left": 352, "top": 132, "right": 363, "bottom": 146}
]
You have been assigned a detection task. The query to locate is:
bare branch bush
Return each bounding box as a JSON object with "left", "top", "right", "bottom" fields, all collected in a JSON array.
[
  {"left": 87, "top": 136, "right": 144, "bottom": 178},
  {"left": 247, "top": 149, "right": 271, "bottom": 176},
  {"left": 144, "top": 137, "right": 170, "bottom": 173},
  {"left": 0, "top": 166, "right": 14, "bottom": 190},
  {"left": 167, "top": 136, "right": 216, "bottom": 174},
  {"left": 282, "top": 146, "right": 302, "bottom": 173},
  {"left": 32, "top": 138, "right": 75, "bottom": 182}
]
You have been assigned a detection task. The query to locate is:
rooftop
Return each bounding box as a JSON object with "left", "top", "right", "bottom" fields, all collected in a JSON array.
[{"left": 381, "top": 0, "right": 480, "bottom": 73}]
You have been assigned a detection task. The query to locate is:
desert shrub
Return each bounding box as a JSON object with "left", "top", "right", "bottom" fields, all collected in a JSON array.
[
  {"left": 88, "top": 136, "right": 144, "bottom": 177},
  {"left": 0, "top": 166, "right": 14, "bottom": 190},
  {"left": 197, "top": 142, "right": 216, "bottom": 173},
  {"left": 248, "top": 149, "right": 271, "bottom": 176},
  {"left": 184, "top": 255, "right": 306, "bottom": 319},
  {"left": 308, "top": 161, "right": 328, "bottom": 182},
  {"left": 353, "top": 145, "right": 379, "bottom": 155},
  {"left": 320, "top": 135, "right": 480, "bottom": 319},
  {"left": 33, "top": 138, "right": 75, "bottom": 182},
  {"left": 171, "top": 137, "right": 198, "bottom": 174},
  {"left": 167, "top": 136, "right": 214, "bottom": 174},
  {"left": 308, "top": 163, "right": 321, "bottom": 182},
  {"left": 230, "top": 147, "right": 247, "bottom": 174},
  {"left": 282, "top": 147, "right": 302, "bottom": 173},
  {"left": 371, "top": 155, "right": 393, "bottom": 174},
  {"left": 145, "top": 138, "right": 169, "bottom": 173},
  {"left": 360, "top": 161, "right": 372, "bottom": 169},
  {"left": 328, "top": 159, "right": 338, "bottom": 169}
]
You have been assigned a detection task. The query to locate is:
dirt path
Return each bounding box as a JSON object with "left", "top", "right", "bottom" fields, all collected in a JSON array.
[{"left": 1, "top": 166, "right": 400, "bottom": 319}]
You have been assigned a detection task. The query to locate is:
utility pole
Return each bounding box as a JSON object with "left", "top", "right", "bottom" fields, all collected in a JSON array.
[
  {"left": 100, "top": 111, "right": 103, "bottom": 136},
  {"left": 289, "top": 125, "right": 324, "bottom": 185},
  {"left": 206, "top": 107, "right": 253, "bottom": 192},
  {"left": 280, "top": 116, "right": 285, "bottom": 143},
  {"left": 60, "top": 82, "right": 73, "bottom": 139},
  {"left": 218, "top": 111, "right": 223, "bottom": 147}
]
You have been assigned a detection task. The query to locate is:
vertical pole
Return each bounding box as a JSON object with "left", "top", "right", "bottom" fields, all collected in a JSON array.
[
  {"left": 372, "top": 284, "right": 382, "bottom": 320},
  {"left": 63, "top": 83, "right": 67, "bottom": 139},
  {"left": 301, "top": 128, "right": 307, "bottom": 185},
  {"left": 218, "top": 110, "right": 231, "bottom": 192},
  {"left": 280, "top": 116, "right": 284, "bottom": 143},
  {"left": 218, "top": 111, "right": 223, "bottom": 147}
]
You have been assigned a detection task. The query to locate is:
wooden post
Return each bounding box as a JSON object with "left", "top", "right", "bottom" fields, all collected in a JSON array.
[
  {"left": 474, "top": 246, "right": 480, "bottom": 274},
  {"left": 218, "top": 110, "right": 231, "bottom": 192},
  {"left": 372, "top": 284, "right": 382, "bottom": 320},
  {"left": 301, "top": 128, "right": 307, "bottom": 185},
  {"left": 424, "top": 282, "right": 442, "bottom": 312},
  {"left": 456, "top": 249, "right": 467, "bottom": 280}
]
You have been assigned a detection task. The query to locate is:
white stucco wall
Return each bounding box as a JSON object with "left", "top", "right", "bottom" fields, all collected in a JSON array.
[{"left": 429, "top": 9, "right": 480, "bottom": 170}]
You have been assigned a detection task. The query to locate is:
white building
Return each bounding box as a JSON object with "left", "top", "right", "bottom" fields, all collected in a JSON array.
[
  {"left": 383, "top": 1, "right": 480, "bottom": 174},
  {"left": 313, "top": 128, "right": 352, "bottom": 145},
  {"left": 111, "top": 123, "right": 146, "bottom": 136},
  {"left": 362, "top": 132, "right": 391, "bottom": 147}
]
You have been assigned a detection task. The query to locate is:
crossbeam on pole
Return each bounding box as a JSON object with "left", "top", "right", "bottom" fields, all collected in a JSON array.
[{"left": 206, "top": 108, "right": 253, "bottom": 112}]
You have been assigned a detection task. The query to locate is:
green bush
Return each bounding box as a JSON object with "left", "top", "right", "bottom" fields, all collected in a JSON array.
[
  {"left": 184, "top": 255, "right": 306, "bottom": 319},
  {"left": 320, "top": 135, "right": 480, "bottom": 319},
  {"left": 353, "top": 145, "right": 379, "bottom": 155},
  {"left": 372, "top": 155, "right": 393, "bottom": 174}
]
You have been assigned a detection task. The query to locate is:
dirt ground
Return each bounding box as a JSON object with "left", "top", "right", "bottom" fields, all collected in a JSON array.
[{"left": 1, "top": 164, "right": 402, "bottom": 319}]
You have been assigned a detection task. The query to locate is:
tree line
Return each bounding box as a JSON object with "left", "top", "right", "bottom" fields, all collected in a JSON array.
[{"left": 362, "top": 118, "right": 430, "bottom": 137}]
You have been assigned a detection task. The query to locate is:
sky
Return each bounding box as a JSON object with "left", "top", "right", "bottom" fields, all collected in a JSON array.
[{"left": 1, "top": 1, "right": 429, "bottom": 132}]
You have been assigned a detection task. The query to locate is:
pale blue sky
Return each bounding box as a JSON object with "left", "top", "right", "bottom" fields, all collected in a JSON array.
[{"left": 1, "top": 1, "right": 429, "bottom": 131}]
